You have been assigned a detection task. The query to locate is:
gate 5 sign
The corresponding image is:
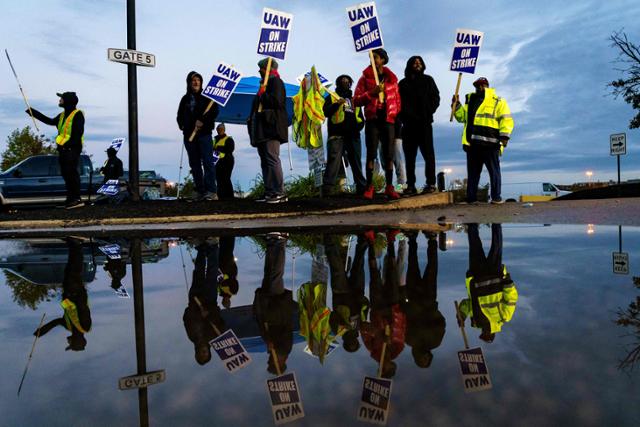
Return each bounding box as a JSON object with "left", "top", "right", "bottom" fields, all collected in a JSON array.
[
  {"left": 347, "top": 2, "right": 384, "bottom": 52},
  {"left": 257, "top": 8, "right": 293, "bottom": 60},
  {"left": 108, "top": 48, "right": 156, "bottom": 67},
  {"left": 450, "top": 29, "right": 484, "bottom": 74}
]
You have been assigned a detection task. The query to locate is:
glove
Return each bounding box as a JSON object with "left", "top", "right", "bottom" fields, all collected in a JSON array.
[{"left": 500, "top": 138, "right": 509, "bottom": 148}]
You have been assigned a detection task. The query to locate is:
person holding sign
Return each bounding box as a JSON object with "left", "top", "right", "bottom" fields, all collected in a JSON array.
[
  {"left": 354, "top": 48, "right": 402, "bottom": 200},
  {"left": 322, "top": 75, "right": 366, "bottom": 196},
  {"left": 28, "top": 92, "right": 85, "bottom": 209},
  {"left": 248, "top": 59, "right": 288, "bottom": 204},
  {"left": 182, "top": 237, "right": 225, "bottom": 365},
  {"left": 399, "top": 56, "right": 441, "bottom": 195},
  {"left": 452, "top": 77, "right": 514, "bottom": 204},
  {"left": 458, "top": 224, "right": 518, "bottom": 343},
  {"left": 177, "top": 71, "right": 219, "bottom": 201},
  {"left": 213, "top": 123, "right": 236, "bottom": 200},
  {"left": 99, "top": 147, "right": 124, "bottom": 183}
]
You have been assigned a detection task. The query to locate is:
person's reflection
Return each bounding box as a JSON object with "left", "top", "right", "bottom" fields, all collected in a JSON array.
[
  {"left": 361, "top": 230, "right": 406, "bottom": 378},
  {"left": 218, "top": 236, "right": 239, "bottom": 309},
  {"left": 104, "top": 257, "right": 126, "bottom": 292},
  {"left": 326, "top": 234, "right": 369, "bottom": 353},
  {"left": 183, "top": 237, "right": 225, "bottom": 366},
  {"left": 253, "top": 233, "right": 293, "bottom": 374},
  {"left": 34, "top": 237, "right": 91, "bottom": 351},
  {"left": 402, "top": 231, "right": 446, "bottom": 368},
  {"left": 459, "top": 224, "right": 518, "bottom": 343}
]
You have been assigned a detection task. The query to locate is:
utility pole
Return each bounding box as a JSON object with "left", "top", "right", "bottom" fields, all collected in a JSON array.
[{"left": 127, "top": 0, "right": 140, "bottom": 201}]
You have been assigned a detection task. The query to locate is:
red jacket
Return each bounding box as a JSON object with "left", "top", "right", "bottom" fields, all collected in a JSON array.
[
  {"left": 354, "top": 65, "right": 401, "bottom": 124},
  {"left": 361, "top": 304, "right": 406, "bottom": 362}
]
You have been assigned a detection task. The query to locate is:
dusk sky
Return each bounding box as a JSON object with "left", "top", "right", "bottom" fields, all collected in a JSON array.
[{"left": 1, "top": 0, "right": 639, "bottom": 190}]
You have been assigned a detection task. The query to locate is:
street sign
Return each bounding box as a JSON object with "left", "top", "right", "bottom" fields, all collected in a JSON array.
[
  {"left": 346, "top": 2, "right": 384, "bottom": 52},
  {"left": 108, "top": 48, "right": 156, "bottom": 67},
  {"left": 118, "top": 370, "right": 165, "bottom": 390},
  {"left": 267, "top": 372, "right": 305, "bottom": 425},
  {"left": 450, "top": 29, "right": 484, "bottom": 74},
  {"left": 357, "top": 376, "right": 392, "bottom": 425},
  {"left": 613, "top": 252, "right": 629, "bottom": 275},
  {"left": 257, "top": 8, "right": 293, "bottom": 60},
  {"left": 610, "top": 133, "right": 627, "bottom": 156},
  {"left": 458, "top": 347, "right": 492, "bottom": 392}
]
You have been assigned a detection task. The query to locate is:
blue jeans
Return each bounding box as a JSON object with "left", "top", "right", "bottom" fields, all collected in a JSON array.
[
  {"left": 466, "top": 146, "right": 501, "bottom": 202},
  {"left": 184, "top": 134, "right": 217, "bottom": 194}
]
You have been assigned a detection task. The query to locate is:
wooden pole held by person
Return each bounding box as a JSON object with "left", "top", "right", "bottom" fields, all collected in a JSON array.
[
  {"left": 18, "top": 312, "right": 46, "bottom": 396},
  {"left": 368, "top": 50, "right": 384, "bottom": 104},
  {"left": 454, "top": 300, "right": 469, "bottom": 350},
  {"left": 377, "top": 325, "right": 390, "bottom": 378},
  {"left": 5, "top": 49, "right": 40, "bottom": 132},
  {"left": 449, "top": 72, "right": 463, "bottom": 122},
  {"left": 258, "top": 57, "right": 273, "bottom": 113},
  {"left": 188, "top": 100, "right": 215, "bottom": 142}
]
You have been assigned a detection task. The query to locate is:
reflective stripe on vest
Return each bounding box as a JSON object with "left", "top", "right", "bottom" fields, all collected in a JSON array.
[
  {"left": 61, "top": 298, "right": 89, "bottom": 333},
  {"left": 214, "top": 136, "right": 229, "bottom": 159},
  {"left": 331, "top": 102, "right": 362, "bottom": 125},
  {"left": 56, "top": 110, "right": 83, "bottom": 146}
]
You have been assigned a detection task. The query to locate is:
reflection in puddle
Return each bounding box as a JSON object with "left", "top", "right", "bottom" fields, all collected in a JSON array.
[{"left": 1, "top": 224, "right": 639, "bottom": 426}]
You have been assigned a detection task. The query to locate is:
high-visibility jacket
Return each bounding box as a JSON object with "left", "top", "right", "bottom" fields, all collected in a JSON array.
[
  {"left": 56, "top": 109, "right": 84, "bottom": 146},
  {"left": 298, "top": 282, "right": 333, "bottom": 361},
  {"left": 453, "top": 88, "right": 513, "bottom": 154},
  {"left": 330, "top": 103, "right": 363, "bottom": 125},
  {"left": 459, "top": 265, "right": 518, "bottom": 334},
  {"left": 213, "top": 136, "right": 230, "bottom": 159},
  {"left": 61, "top": 298, "right": 90, "bottom": 333}
]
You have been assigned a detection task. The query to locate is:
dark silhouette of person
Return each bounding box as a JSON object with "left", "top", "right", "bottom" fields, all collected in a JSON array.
[
  {"left": 325, "top": 234, "right": 369, "bottom": 353},
  {"left": 402, "top": 232, "right": 446, "bottom": 368},
  {"left": 34, "top": 238, "right": 91, "bottom": 351},
  {"left": 104, "top": 257, "right": 126, "bottom": 292},
  {"left": 360, "top": 231, "right": 406, "bottom": 378},
  {"left": 253, "top": 234, "right": 293, "bottom": 374},
  {"left": 218, "top": 236, "right": 239, "bottom": 309},
  {"left": 183, "top": 238, "right": 225, "bottom": 365},
  {"left": 99, "top": 147, "right": 124, "bottom": 183},
  {"left": 458, "top": 224, "right": 518, "bottom": 343}
]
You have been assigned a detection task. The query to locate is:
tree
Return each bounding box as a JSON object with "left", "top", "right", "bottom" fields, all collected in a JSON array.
[
  {"left": 615, "top": 276, "right": 640, "bottom": 372},
  {"left": 1, "top": 126, "right": 57, "bottom": 171},
  {"left": 4, "top": 270, "right": 59, "bottom": 310},
  {"left": 609, "top": 31, "right": 640, "bottom": 129}
]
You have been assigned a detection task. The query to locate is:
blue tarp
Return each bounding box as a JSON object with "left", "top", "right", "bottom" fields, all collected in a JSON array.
[{"left": 216, "top": 76, "right": 299, "bottom": 125}]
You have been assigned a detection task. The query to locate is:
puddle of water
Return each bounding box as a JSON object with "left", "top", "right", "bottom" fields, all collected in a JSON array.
[{"left": 0, "top": 224, "right": 639, "bottom": 426}]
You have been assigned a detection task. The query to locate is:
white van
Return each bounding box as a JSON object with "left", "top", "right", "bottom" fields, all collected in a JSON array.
[{"left": 501, "top": 182, "right": 571, "bottom": 202}]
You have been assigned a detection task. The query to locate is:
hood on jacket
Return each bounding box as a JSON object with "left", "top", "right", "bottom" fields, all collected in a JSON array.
[
  {"left": 362, "top": 65, "right": 398, "bottom": 84},
  {"left": 404, "top": 55, "right": 426, "bottom": 79},
  {"left": 186, "top": 71, "right": 203, "bottom": 94}
]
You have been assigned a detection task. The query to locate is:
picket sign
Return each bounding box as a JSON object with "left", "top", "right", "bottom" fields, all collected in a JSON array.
[
  {"left": 454, "top": 300, "right": 493, "bottom": 393},
  {"left": 449, "top": 28, "right": 484, "bottom": 121},
  {"left": 358, "top": 325, "right": 392, "bottom": 425}
]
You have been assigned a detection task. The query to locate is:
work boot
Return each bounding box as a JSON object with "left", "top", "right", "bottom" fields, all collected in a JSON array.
[
  {"left": 363, "top": 185, "right": 375, "bottom": 200},
  {"left": 384, "top": 185, "right": 400, "bottom": 200},
  {"left": 204, "top": 192, "right": 218, "bottom": 201},
  {"left": 403, "top": 186, "right": 417, "bottom": 196},
  {"left": 65, "top": 199, "right": 85, "bottom": 210}
]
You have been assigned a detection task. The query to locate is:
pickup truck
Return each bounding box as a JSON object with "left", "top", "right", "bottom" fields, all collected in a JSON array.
[{"left": 0, "top": 154, "right": 99, "bottom": 207}]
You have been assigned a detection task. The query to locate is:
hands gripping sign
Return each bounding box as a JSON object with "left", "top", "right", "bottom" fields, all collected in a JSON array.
[
  {"left": 202, "top": 63, "right": 243, "bottom": 108},
  {"left": 450, "top": 28, "right": 484, "bottom": 74},
  {"left": 347, "top": 2, "right": 384, "bottom": 52},
  {"left": 257, "top": 8, "right": 293, "bottom": 60}
]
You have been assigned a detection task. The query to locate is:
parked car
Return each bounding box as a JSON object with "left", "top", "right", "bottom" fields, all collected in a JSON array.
[{"left": 0, "top": 154, "right": 99, "bottom": 207}]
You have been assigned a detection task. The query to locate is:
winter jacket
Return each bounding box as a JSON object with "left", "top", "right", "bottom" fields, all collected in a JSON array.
[
  {"left": 399, "top": 74, "right": 440, "bottom": 125},
  {"left": 353, "top": 65, "right": 401, "bottom": 124},
  {"left": 100, "top": 156, "right": 123, "bottom": 182},
  {"left": 247, "top": 73, "right": 289, "bottom": 145},
  {"left": 361, "top": 304, "right": 406, "bottom": 362},
  {"left": 177, "top": 71, "right": 219, "bottom": 138}
]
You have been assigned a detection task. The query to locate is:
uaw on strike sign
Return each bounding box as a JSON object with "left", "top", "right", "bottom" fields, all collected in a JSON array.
[
  {"left": 202, "top": 63, "right": 243, "bottom": 107},
  {"left": 347, "top": 2, "right": 384, "bottom": 52},
  {"left": 450, "top": 28, "right": 484, "bottom": 74},
  {"left": 257, "top": 8, "right": 293, "bottom": 60}
]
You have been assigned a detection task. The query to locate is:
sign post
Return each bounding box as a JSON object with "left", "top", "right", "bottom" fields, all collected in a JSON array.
[
  {"left": 107, "top": 0, "right": 156, "bottom": 202},
  {"left": 189, "top": 62, "right": 243, "bottom": 142},
  {"left": 347, "top": 2, "right": 385, "bottom": 103},
  {"left": 449, "top": 28, "right": 484, "bottom": 121},
  {"left": 610, "top": 133, "right": 627, "bottom": 185}
]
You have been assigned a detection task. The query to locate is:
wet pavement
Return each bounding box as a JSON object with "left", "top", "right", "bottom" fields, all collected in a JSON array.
[{"left": 0, "top": 224, "right": 639, "bottom": 426}]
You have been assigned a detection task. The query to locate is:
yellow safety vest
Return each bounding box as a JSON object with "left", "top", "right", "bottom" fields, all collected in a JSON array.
[
  {"left": 213, "top": 136, "right": 229, "bottom": 159},
  {"left": 453, "top": 88, "right": 513, "bottom": 155},
  {"left": 460, "top": 265, "right": 518, "bottom": 333},
  {"left": 61, "top": 298, "right": 90, "bottom": 333},
  {"left": 56, "top": 109, "right": 84, "bottom": 146},
  {"left": 330, "top": 101, "right": 363, "bottom": 125}
]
